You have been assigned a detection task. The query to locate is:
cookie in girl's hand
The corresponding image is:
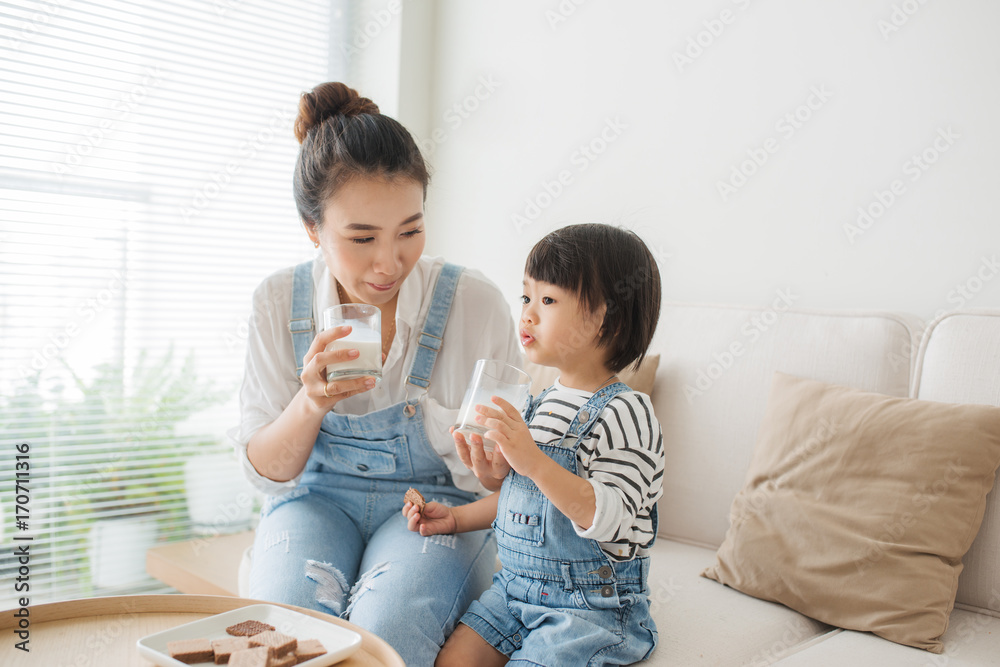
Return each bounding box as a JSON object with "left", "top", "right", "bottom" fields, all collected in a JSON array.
[{"left": 404, "top": 487, "right": 426, "bottom": 514}]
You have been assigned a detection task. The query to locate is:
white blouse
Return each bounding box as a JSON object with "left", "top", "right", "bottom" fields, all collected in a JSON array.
[{"left": 229, "top": 255, "right": 524, "bottom": 495}]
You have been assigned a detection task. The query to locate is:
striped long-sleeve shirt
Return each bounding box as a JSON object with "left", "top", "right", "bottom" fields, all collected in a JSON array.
[{"left": 527, "top": 380, "right": 664, "bottom": 561}]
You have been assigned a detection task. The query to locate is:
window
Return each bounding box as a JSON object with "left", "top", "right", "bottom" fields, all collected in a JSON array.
[{"left": 0, "top": 0, "right": 344, "bottom": 604}]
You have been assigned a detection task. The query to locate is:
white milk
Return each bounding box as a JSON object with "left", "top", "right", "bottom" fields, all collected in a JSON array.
[
  {"left": 454, "top": 386, "right": 528, "bottom": 452},
  {"left": 325, "top": 324, "right": 382, "bottom": 382}
]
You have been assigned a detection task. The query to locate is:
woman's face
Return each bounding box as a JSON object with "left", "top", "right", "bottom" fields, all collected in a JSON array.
[{"left": 306, "top": 177, "right": 426, "bottom": 307}]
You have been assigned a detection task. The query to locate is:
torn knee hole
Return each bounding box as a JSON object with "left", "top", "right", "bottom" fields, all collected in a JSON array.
[
  {"left": 344, "top": 561, "right": 390, "bottom": 618},
  {"left": 305, "top": 560, "right": 349, "bottom": 615}
]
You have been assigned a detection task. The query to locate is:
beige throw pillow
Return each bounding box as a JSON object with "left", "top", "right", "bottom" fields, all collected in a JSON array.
[
  {"left": 702, "top": 372, "right": 1000, "bottom": 653},
  {"left": 524, "top": 354, "right": 660, "bottom": 397}
]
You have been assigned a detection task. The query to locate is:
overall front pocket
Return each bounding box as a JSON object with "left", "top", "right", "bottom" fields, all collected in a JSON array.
[
  {"left": 494, "top": 487, "right": 547, "bottom": 547},
  {"left": 318, "top": 434, "right": 412, "bottom": 479}
]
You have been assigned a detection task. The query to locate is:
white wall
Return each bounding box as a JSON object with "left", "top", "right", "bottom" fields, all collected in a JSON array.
[{"left": 414, "top": 0, "right": 1000, "bottom": 323}]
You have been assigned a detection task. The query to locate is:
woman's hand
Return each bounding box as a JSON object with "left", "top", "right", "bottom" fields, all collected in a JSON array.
[
  {"left": 403, "top": 500, "right": 457, "bottom": 536},
  {"left": 300, "top": 325, "right": 377, "bottom": 413},
  {"left": 476, "top": 397, "right": 546, "bottom": 480},
  {"left": 452, "top": 427, "right": 510, "bottom": 491}
]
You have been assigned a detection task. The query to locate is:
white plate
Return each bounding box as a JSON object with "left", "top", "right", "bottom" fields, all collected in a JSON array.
[{"left": 136, "top": 603, "right": 362, "bottom": 666}]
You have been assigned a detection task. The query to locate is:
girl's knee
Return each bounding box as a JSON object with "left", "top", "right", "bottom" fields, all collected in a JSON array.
[{"left": 435, "top": 624, "right": 507, "bottom": 667}]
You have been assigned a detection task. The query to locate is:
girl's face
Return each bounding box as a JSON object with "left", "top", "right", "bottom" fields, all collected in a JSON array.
[
  {"left": 306, "top": 177, "right": 426, "bottom": 307},
  {"left": 519, "top": 275, "right": 606, "bottom": 373}
]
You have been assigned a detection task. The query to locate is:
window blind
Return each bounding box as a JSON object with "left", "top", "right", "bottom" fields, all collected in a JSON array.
[{"left": 0, "top": 0, "right": 343, "bottom": 604}]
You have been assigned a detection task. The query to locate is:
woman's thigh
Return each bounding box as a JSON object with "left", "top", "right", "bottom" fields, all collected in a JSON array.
[
  {"left": 248, "top": 487, "right": 364, "bottom": 615},
  {"left": 345, "top": 509, "right": 498, "bottom": 667}
]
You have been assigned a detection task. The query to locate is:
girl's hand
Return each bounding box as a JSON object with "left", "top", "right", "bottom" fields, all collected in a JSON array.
[
  {"left": 300, "top": 325, "right": 376, "bottom": 412},
  {"left": 403, "top": 500, "right": 457, "bottom": 536},
  {"left": 476, "top": 397, "right": 545, "bottom": 480},
  {"left": 451, "top": 426, "right": 510, "bottom": 491}
]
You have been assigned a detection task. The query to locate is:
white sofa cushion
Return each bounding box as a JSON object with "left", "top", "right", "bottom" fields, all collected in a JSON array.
[
  {"left": 650, "top": 303, "right": 922, "bottom": 548},
  {"left": 774, "top": 609, "right": 1000, "bottom": 666},
  {"left": 642, "top": 538, "right": 833, "bottom": 666},
  {"left": 913, "top": 310, "right": 1000, "bottom": 615}
]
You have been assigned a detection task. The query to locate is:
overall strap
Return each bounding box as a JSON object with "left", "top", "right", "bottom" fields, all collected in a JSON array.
[
  {"left": 289, "top": 260, "right": 316, "bottom": 375},
  {"left": 406, "top": 263, "right": 464, "bottom": 389},
  {"left": 563, "top": 381, "right": 632, "bottom": 443},
  {"left": 523, "top": 384, "right": 557, "bottom": 422}
]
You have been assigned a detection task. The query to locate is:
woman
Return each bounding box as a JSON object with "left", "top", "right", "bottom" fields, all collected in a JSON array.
[{"left": 230, "top": 82, "right": 522, "bottom": 666}]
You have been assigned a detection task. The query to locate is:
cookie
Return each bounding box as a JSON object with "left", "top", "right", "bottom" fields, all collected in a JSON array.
[
  {"left": 228, "top": 646, "right": 271, "bottom": 667},
  {"left": 249, "top": 630, "right": 297, "bottom": 656},
  {"left": 211, "top": 636, "right": 250, "bottom": 663},
  {"left": 293, "top": 638, "right": 327, "bottom": 663},
  {"left": 270, "top": 653, "right": 298, "bottom": 667},
  {"left": 167, "top": 637, "right": 214, "bottom": 664},
  {"left": 226, "top": 620, "right": 276, "bottom": 637},
  {"left": 404, "top": 487, "right": 426, "bottom": 513}
]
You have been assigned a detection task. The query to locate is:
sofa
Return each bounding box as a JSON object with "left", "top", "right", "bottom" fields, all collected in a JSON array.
[
  {"left": 237, "top": 303, "right": 1000, "bottom": 665},
  {"left": 633, "top": 304, "right": 1000, "bottom": 666}
]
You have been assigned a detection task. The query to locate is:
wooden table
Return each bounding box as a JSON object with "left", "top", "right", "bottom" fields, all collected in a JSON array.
[
  {"left": 0, "top": 594, "right": 404, "bottom": 666},
  {"left": 146, "top": 531, "right": 255, "bottom": 596}
]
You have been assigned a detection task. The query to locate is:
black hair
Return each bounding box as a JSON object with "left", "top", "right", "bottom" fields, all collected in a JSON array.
[
  {"left": 525, "top": 223, "right": 661, "bottom": 373},
  {"left": 292, "top": 82, "right": 429, "bottom": 227}
]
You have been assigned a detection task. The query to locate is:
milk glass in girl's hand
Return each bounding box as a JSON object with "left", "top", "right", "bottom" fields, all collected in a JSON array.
[
  {"left": 454, "top": 359, "right": 532, "bottom": 452},
  {"left": 323, "top": 304, "right": 382, "bottom": 383}
]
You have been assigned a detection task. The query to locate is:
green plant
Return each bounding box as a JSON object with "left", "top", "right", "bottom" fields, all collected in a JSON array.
[
  {"left": 59, "top": 345, "right": 230, "bottom": 516},
  {"left": 0, "top": 345, "right": 232, "bottom": 597}
]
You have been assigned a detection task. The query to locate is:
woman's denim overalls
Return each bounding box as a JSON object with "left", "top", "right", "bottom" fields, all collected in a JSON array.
[
  {"left": 249, "top": 260, "right": 498, "bottom": 667},
  {"left": 462, "top": 382, "right": 659, "bottom": 665}
]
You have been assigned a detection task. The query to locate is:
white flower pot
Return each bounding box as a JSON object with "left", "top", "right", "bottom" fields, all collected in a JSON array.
[
  {"left": 88, "top": 516, "right": 158, "bottom": 589},
  {"left": 184, "top": 453, "right": 254, "bottom": 535}
]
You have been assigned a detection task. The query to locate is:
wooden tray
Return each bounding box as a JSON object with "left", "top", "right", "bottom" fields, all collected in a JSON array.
[{"left": 0, "top": 594, "right": 404, "bottom": 666}]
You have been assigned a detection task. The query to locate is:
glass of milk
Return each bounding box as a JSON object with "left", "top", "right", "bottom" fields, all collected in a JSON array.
[
  {"left": 454, "top": 359, "right": 532, "bottom": 452},
  {"left": 323, "top": 304, "right": 382, "bottom": 384}
]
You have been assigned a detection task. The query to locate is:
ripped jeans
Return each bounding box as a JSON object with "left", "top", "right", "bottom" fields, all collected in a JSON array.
[{"left": 249, "top": 473, "right": 497, "bottom": 667}]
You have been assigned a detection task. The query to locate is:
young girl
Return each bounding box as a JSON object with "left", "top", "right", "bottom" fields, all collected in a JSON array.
[{"left": 404, "top": 223, "right": 663, "bottom": 666}]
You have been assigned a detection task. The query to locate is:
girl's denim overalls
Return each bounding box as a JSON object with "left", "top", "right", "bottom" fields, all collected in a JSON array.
[
  {"left": 462, "top": 382, "right": 659, "bottom": 666},
  {"left": 249, "top": 260, "right": 498, "bottom": 667}
]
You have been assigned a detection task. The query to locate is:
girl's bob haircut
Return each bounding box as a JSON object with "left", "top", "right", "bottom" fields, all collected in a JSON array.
[{"left": 525, "top": 223, "right": 661, "bottom": 373}]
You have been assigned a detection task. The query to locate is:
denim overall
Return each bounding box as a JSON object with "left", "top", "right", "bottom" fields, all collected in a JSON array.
[
  {"left": 462, "top": 382, "right": 659, "bottom": 666},
  {"left": 249, "top": 260, "right": 498, "bottom": 667}
]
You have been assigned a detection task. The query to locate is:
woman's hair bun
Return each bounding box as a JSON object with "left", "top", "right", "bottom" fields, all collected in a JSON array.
[{"left": 294, "top": 82, "right": 380, "bottom": 144}]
